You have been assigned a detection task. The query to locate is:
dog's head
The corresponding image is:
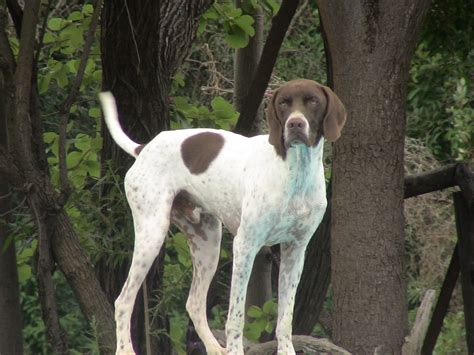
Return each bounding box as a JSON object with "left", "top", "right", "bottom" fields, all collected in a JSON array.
[{"left": 266, "top": 79, "right": 347, "bottom": 158}]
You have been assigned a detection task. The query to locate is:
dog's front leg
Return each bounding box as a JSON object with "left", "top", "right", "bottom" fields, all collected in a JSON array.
[
  {"left": 276, "top": 241, "right": 308, "bottom": 355},
  {"left": 225, "top": 232, "right": 260, "bottom": 355}
]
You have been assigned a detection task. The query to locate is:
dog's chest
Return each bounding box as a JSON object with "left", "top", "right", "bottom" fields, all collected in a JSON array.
[{"left": 246, "top": 145, "right": 327, "bottom": 245}]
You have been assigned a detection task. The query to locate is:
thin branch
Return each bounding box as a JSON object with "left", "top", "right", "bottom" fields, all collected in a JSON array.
[
  {"left": 35, "top": 0, "right": 54, "bottom": 64},
  {"left": 233, "top": 0, "right": 300, "bottom": 136},
  {"left": 57, "top": 0, "right": 103, "bottom": 201}
]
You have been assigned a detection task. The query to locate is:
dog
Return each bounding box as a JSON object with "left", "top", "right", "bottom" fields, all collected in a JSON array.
[{"left": 99, "top": 79, "right": 346, "bottom": 354}]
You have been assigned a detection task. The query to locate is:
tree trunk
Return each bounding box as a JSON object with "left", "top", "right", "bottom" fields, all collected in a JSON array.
[
  {"left": 99, "top": 1, "right": 212, "bottom": 353},
  {"left": 293, "top": 185, "right": 331, "bottom": 334},
  {"left": 0, "top": 215, "right": 23, "bottom": 355},
  {"left": 317, "top": 1, "right": 431, "bottom": 353},
  {"left": 0, "top": 38, "right": 23, "bottom": 354}
]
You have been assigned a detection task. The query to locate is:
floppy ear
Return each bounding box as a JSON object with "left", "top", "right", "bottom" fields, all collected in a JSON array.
[
  {"left": 266, "top": 88, "right": 286, "bottom": 158},
  {"left": 320, "top": 85, "right": 347, "bottom": 142}
]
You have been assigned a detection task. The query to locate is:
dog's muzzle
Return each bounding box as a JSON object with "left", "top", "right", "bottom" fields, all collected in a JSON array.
[{"left": 284, "top": 115, "right": 310, "bottom": 148}]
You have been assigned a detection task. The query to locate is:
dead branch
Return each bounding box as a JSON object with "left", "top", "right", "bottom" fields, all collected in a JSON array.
[
  {"left": 212, "top": 329, "right": 350, "bottom": 354},
  {"left": 402, "top": 289, "right": 436, "bottom": 355},
  {"left": 247, "top": 336, "right": 350, "bottom": 355}
]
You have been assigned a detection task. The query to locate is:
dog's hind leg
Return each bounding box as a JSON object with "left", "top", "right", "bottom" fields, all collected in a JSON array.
[
  {"left": 115, "top": 188, "right": 173, "bottom": 355},
  {"left": 172, "top": 206, "right": 225, "bottom": 355}
]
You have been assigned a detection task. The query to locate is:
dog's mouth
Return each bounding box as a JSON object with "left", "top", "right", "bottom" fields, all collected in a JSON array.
[{"left": 285, "top": 134, "right": 311, "bottom": 149}]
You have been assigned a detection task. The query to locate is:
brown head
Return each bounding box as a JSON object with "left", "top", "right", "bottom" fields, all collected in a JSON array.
[{"left": 266, "top": 79, "right": 347, "bottom": 158}]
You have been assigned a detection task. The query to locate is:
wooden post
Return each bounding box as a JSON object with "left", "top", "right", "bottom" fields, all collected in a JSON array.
[
  {"left": 453, "top": 192, "right": 474, "bottom": 354},
  {"left": 422, "top": 245, "right": 460, "bottom": 354}
]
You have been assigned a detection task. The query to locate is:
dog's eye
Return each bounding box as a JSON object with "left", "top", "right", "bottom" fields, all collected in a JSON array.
[
  {"left": 307, "top": 97, "right": 319, "bottom": 105},
  {"left": 279, "top": 98, "right": 291, "bottom": 107}
]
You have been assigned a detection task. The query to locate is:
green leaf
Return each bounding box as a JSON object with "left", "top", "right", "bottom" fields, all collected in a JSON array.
[
  {"left": 211, "top": 96, "right": 238, "bottom": 120},
  {"left": 67, "top": 151, "right": 82, "bottom": 169},
  {"left": 68, "top": 11, "right": 83, "bottom": 21},
  {"left": 1, "top": 235, "right": 13, "bottom": 253},
  {"left": 173, "top": 72, "right": 185, "bottom": 87},
  {"left": 265, "top": 320, "right": 274, "bottom": 334},
  {"left": 88, "top": 107, "right": 101, "bottom": 119},
  {"left": 60, "top": 24, "right": 84, "bottom": 49},
  {"left": 18, "top": 264, "right": 32, "bottom": 283},
  {"left": 244, "top": 326, "right": 261, "bottom": 342},
  {"left": 173, "top": 96, "right": 192, "bottom": 112},
  {"left": 92, "top": 69, "right": 102, "bottom": 81},
  {"left": 234, "top": 15, "right": 255, "bottom": 36},
  {"left": 204, "top": 7, "right": 219, "bottom": 20},
  {"left": 90, "top": 136, "right": 103, "bottom": 151},
  {"left": 224, "top": 27, "right": 249, "bottom": 48},
  {"left": 82, "top": 4, "right": 94, "bottom": 15},
  {"left": 225, "top": 5, "right": 242, "bottom": 18},
  {"left": 173, "top": 233, "right": 192, "bottom": 267},
  {"left": 65, "top": 59, "right": 79, "bottom": 74},
  {"left": 83, "top": 159, "right": 100, "bottom": 178},
  {"left": 43, "top": 131, "right": 58, "bottom": 144},
  {"left": 247, "top": 305, "right": 263, "bottom": 318},
  {"left": 48, "top": 17, "right": 65, "bottom": 31},
  {"left": 252, "top": 317, "right": 267, "bottom": 333},
  {"left": 43, "top": 32, "right": 56, "bottom": 44},
  {"left": 38, "top": 74, "right": 52, "bottom": 94},
  {"left": 264, "top": 0, "right": 280, "bottom": 15},
  {"left": 262, "top": 299, "right": 278, "bottom": 315},
  {"left": 50, "top": 62, "right": 69, "bottom": 88},
  {"left": 74, "top": 133, "right": 91, "bottom": 151}
]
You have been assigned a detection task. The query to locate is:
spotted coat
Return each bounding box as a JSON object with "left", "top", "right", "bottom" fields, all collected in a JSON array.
[{"left": 99, "top": 79, "right": 346, "bottom": 355}]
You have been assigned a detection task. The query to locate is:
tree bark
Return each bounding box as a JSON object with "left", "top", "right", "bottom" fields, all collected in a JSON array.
[
  {"left": 100, "top": 1, "right": 212, "bottom": 353},
  {"left": 317, "top": 1, "right": 431, "bottom": 353},
  {"left": 293, "top": 185, "right": 331, "bottom": 334},
  {"left": 0, "top": 11, "right": 23, "bottom": 350},
  {"left": 0, "top": 208, "right": 23, "bottom": 355}
]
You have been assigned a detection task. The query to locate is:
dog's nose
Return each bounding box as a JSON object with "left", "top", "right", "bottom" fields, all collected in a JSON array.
[{"left": 286, "top": 116, "right": 307, "bottom": 132}]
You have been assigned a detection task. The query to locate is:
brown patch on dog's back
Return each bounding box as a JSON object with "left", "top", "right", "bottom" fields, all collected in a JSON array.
[{"left": 181, "top": 132, "right": 224, "bottom": 174}]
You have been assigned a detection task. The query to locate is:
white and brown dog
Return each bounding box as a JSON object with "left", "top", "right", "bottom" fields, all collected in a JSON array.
[{"left": 99, "top": 79, "right": 346, "bottom": 355}]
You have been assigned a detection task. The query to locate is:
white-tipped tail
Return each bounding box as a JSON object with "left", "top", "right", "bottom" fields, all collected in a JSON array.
[{"left": 99, "top": 92, "right": 141, "bottom": 158}]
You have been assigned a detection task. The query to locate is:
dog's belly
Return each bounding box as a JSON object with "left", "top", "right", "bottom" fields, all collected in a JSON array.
[
  {"left": 172, "top": 189, "right": 242, "bottom": 236},
  {"left": 252, "top": 197, "right": 327, "bottom": 246}
]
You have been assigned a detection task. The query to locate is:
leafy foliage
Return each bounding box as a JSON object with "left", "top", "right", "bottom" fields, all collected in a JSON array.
[
  {"left": 407, "top": 0, "right": 474, "bottom": 161},
  {"left": 172, "top": 95, "right": 239, "bottom": 129},
  {"left": 6, "top": 0, "right": 472, "bottom": 353},
  {"left": 244, "top": 299, "right": 277, "bottom": 341}
]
